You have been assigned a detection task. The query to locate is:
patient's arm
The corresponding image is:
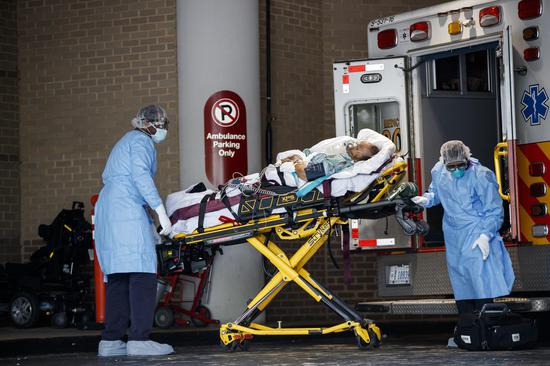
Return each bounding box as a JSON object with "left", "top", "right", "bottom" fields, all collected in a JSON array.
[{"left": 310, "top": 153, "right": 353, "bottom": 177}]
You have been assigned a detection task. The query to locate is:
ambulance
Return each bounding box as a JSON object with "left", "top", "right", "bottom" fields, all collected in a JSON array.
[{"left": 333, "top": 0, "right": 550, "bottom": 314}]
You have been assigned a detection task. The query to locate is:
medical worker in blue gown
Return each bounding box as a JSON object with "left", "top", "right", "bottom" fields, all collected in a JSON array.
[
  {"left": 95, "top": 105, "right": 174, "bottom": 357},
  {"left": 412, "top": 140, "right": 515, "bottom": 315}
]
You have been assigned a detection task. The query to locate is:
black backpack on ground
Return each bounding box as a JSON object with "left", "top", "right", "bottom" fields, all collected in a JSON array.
[{"left": 454, "top": 303, "right": 537, "bottom": 351}]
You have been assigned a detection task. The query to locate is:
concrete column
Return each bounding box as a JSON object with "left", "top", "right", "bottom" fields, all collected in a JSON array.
[{"left": 177, "top": 0, "right": 264, "bottom": 323}]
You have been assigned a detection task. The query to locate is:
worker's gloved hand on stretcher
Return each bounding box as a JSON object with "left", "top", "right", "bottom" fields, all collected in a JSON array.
[
  {"left": 155, "top": 204, "right": 173, "bottom": 236},
  {"left": 411, "top": 196, "right": 429, "bottom": 207}
]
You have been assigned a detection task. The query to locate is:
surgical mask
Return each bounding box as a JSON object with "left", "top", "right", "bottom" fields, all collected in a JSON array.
[
  {"left": 151, "top": 128, "right": 167, "bottom": 144},
  {"left": 451, "top": 167, "right": 466, "bottom": 178}
]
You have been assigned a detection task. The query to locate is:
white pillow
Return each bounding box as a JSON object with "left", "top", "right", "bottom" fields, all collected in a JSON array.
[{"left": 331, "top": 128, "right": 396, "bottom": 178}]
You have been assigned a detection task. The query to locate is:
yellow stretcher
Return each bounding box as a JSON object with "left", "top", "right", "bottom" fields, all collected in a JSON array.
[{"left": 170, "top": 161, "right": 419, "bottom": 351}]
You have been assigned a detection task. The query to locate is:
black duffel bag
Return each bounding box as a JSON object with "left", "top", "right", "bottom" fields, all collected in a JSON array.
[{"left": 454, "top": 303, "right": 537, "bottom": 351}]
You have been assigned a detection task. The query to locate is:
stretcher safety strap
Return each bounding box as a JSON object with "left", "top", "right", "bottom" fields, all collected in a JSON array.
[
  {"left": 322, "top": 180, "right": 332, "bottom": 202},
  {"left": 198, "top": 193, "right": 217, "bottom": 233},
  {"left": 220, "top": 192, "right": 241, "bottom": 223},
  {"left": 341, "top": 223, "right": 352, "bottom": 285},
  {"left": 276, "top": 167, "right": 286, "bottom": 186}
]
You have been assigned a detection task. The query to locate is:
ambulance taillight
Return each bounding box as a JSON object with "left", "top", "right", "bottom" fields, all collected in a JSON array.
[
  {"left": 532, "top": 224, "right": 548, "bottom": 238},
  {"left": 518, "top": 0, "right": 543, "bottom": 20},
  {"left": 531, "top": 203, "right": 547, "bottom": 217},
  {"left": 530, "top": 182, "right": 547, "bottom": 197},
  {"left": 377, "top": 29, "right": 397, "bottom": 49},
  {"left": 529, "top": 162, "right": 546, "bottom": 177},
  {"left": 410, "top": 22, "right": 429, "bottom": 42},
  {"left": 524, "top": 47, "right": 540, "bottom": 62},
  {"left": 523, "top": 26, "right": 539, "bottom": 41},
  {"left": 479, "top": 6, "right": 501, "bottom": 27}
]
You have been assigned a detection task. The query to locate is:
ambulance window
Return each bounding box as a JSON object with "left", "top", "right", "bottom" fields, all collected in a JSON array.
[
  {"left": 466, "top": 50, "right": 490, "bottom": 92},
  {"left": 434, "top": 55, "right": 460, "bottom": 91},
  {"left": 349, "top": 101, "right": 401, "bottom": 151},
  {"left": 352, "top": 104, "right": 379, "bottom": 132}
]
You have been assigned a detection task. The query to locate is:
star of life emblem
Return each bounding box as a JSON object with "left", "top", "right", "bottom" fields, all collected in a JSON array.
[{"left": 521, "top": 84, "right": 549, "bottom": 126}]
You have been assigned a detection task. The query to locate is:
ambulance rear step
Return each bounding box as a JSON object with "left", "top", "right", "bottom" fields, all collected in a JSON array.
[{"left": 355, "top": 297, "right": 550, "bottom": 315}]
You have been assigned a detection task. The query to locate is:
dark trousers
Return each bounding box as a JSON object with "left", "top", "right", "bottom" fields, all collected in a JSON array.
[
  {"left": 456, "top": 298, "right": 493, "bottom": 315},
  {"left": 102, "top": 272, "right": 157, "bottom": 341}
]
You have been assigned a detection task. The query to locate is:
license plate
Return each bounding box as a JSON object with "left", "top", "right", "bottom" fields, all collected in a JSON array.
[{"left": 388, "top": 264, "right": 410, "bottom": 285}]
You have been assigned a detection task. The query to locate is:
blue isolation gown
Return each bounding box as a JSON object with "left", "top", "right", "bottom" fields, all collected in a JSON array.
[
  {"left": 423, "top": 158, "right": 515, "bottom": 300},
  {"left": 94, "top": 130, "right": 162, "bottom": 277}
]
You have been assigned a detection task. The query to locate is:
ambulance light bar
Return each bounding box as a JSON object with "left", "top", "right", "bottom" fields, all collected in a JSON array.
[
  {"left": 479, "top": 6, "right": 501, "bottom": 27},
  {"left": 448, "top": 21, "right": 461, "bottom": 35},
  {"left": 377, "top": 29, "right": 397, "bottom": 49},
  {"left": 410, "top": 22, "right": 429, "bottom": 42},
  {"left": 523, "top": 26, "right": 539, "bottom": 41},
  {"left": 524, "top": 47, "right": 540, "bottom": 62},
  {"left": 518, "top": 0, "right": 543, "bottom": 20}
]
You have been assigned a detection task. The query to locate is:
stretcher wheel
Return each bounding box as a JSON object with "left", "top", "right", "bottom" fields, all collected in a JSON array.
[
  {"left": 238, "top": 339, "right": 251, "bottom": 351},
  {"left": 356, "top": 329, "right": 380, "bottom": 350},
  {"left": 221, "top": 340, "right": 239, "bottom": 352},
  {"left": 191, "top": 304, "right": 211, "bottom": 328},
  {"left": 154, "top": 306, "right": 174, "bottom": 329}
]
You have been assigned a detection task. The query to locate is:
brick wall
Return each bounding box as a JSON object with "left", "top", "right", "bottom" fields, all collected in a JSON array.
[
  {"left": 0, "top": 0, "right": 20, "bottom": 264},
  {"left": 259, "top": 0, "right": 325, "bottom": 158},
  {"left": 18, "top": 0, "right": 179, "bottom": 259}
]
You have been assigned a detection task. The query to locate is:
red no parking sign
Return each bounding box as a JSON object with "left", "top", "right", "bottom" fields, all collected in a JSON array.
[{"left": 204, "top": 90, "right": 248, "bottom": 187}]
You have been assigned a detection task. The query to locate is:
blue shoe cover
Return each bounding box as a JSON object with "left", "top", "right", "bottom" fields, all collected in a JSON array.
[
  {"left": 98, "top": 340, "right": 127, "bottom": 357},
  {"left": 447, "top": 337, "right": 458, "bottom": 348},
  {"left": 127, "top": 340, "right": 174, "bottom": 356}
]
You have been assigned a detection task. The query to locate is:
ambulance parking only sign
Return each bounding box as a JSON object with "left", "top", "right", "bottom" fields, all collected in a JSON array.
[{"left": 204, "top": 90, "right": 248, "bottom": 187}]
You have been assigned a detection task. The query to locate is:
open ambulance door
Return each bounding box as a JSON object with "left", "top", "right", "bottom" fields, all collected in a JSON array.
[
  {"left": 496, "top": 26, "right": 521, "bottom": 242},
  {"left": 333, "top": 57, "right": 413, "bottom": 251}
]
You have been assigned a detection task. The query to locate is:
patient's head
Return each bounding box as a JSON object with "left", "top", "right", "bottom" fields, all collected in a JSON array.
[{"left": 346, "top": 141, "right": 379, "bottom": 161}]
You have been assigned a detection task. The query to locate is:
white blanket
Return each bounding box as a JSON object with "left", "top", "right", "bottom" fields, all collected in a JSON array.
[
  {"left": 166, "top": 182, "right": 242, "bottom": 235},
  {"left": 167, "top": 129, "right": 398, "bottom": 234}
]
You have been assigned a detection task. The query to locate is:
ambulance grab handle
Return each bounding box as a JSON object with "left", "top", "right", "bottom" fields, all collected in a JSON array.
[{"left": 493, "top": 142, "right": 510, "bottom": 202}]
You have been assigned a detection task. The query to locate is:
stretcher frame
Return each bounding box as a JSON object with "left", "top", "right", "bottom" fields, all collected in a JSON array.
[{"left": 172, "top": 161, "right": 408, "bottom": 351}]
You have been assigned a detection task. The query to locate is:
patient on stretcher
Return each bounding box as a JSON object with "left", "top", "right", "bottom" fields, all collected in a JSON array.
[
  {"left": 280, "top": 140, "right": 379, "bottom": 181},
  {"left": 271, "top": 129, "right": 394, "bottom": 190},
  {"left": 166, "top": 129, "right": 399, "bottom": 234}
]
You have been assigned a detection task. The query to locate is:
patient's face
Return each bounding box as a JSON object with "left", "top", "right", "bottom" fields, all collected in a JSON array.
[
  {"left": 347, "top": 141, "right": 376, "bottom": 161},
  {"left": 280, "top": 154, "right": 303, "bottom": 164}
]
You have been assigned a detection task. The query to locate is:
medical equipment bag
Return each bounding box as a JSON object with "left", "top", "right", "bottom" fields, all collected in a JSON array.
[{"left": 453, "top": 303, "right": 537, "bottom": 350}]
